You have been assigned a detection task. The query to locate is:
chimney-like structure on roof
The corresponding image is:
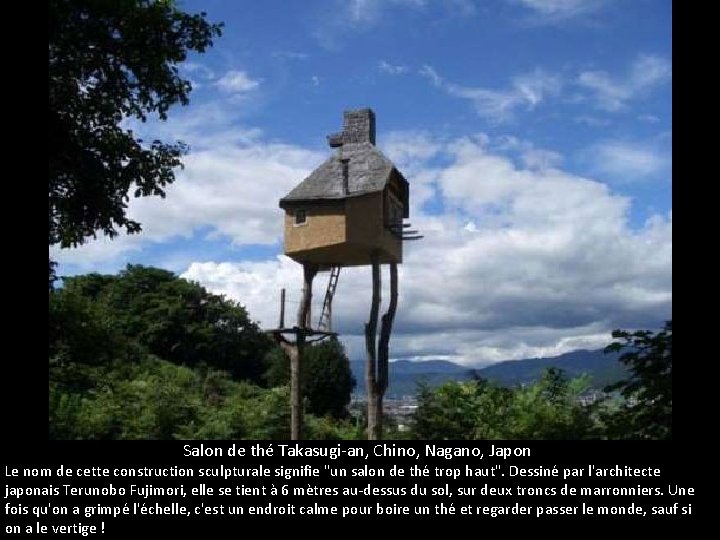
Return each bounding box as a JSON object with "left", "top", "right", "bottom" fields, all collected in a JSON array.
[
  {"left": 343, "top": 108, "right": 376, "bottom": 145},
  {"left": 328, "top": 108, "right": 376, "bottom": 147}
]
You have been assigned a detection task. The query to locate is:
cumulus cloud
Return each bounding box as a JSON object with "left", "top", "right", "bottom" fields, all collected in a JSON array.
[
  {"left": 577, "top": 54, "right": 672, "bottom": 111},
  {"left": 381, "top": 130, "right": 445, "bottom": 211},
  {"left": 126, "top": 144, "right": 321, "bottom": 244},
  {"left": 53, "top": 59, "right": 671, "bottom": 365},
  {"left": 486, "top": 135, "right": 564, "bottom": 171},
  {"left": 53, "top": 114, "right": 671, "bottom": 363},
  {"left": 177, "top": 133, "right": 670, "bottom": 364},
  {"left": 50, "top": 126, "right": 324, "bottom": 271},
  {"left": 382, "top": 130, "right": 444, "bottom": 169},
  {"left": 51, "top": 234, "right": 146, "bottom": 274}
]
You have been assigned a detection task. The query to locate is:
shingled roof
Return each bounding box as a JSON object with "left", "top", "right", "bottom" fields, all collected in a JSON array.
[{"left": 279, "top": 109, "right": 409, "bottom": 211}]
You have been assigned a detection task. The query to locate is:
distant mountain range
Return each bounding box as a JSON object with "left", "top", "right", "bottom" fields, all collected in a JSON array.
[{"left": 350, "top": 349, "right": 627, "bottom": 399}]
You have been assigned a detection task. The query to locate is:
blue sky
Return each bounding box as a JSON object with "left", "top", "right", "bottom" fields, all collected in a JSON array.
[{"left": 52, "top": 0, "right": 672, "bottom": 364}]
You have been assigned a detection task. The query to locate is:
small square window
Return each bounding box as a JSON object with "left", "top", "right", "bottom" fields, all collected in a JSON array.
[{"left": 295, "top": 209, "right": 307, "bottom": 225}]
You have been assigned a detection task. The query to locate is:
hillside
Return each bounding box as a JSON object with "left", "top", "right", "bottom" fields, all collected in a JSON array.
[
  {"left": 477, "top": 348, "right": 626, "bottom": 388},
  {"left": 351, "top": 349, "right": 627, "bottom": 398}
]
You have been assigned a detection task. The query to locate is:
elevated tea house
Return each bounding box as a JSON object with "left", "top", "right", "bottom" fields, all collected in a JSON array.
[
  {"left": 272, "top": 108, "right": 420, "bottom": 441},
  {"left": 279, "top": 108, "right": 415, "bottom": 267}
]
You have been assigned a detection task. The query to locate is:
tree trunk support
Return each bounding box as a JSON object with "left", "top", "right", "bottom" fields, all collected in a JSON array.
[
  {"left": 365, "top": 260, "right": 398, "bottom": 440},
  {"left": 285, "top": 263, "right": 316, "bottom": 440}
]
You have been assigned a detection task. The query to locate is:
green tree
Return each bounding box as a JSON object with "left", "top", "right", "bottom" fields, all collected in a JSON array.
[
  {"left": 503, "top": 369, "right": 595, "bottom": 439},
  {"left": 264, "top": 338, "right": 356, "bottom": 419},
  {"left": 602, "top": 321, "right": 672, "bottom": 439},
  {"left": 412, "top": 378, "right": 514, "bottom": 440},
  {"left": 411, "top": 369, "right": 596, "bottom": 440},
  {"left": 50, "top": 351, "right": 364, "bottom": 440},
  {"left": 50, "top": 356, "right": 293, "bottom": 440},
  {"left": 304, "top": 338, "right": 356, "bottom": 419},
  {"left": 49, "top": 0, "right": 222, "bottom": 248},
  {"left": 412, "top": 380, "right": 486, "bottom": 440},
  {"left": 59, "top": 265, "right": 273, "bottom": 383}
]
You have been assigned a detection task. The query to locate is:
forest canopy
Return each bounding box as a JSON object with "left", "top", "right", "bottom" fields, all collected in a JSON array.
[{"left": 50, "top": 267, "right": 671, "bottom": 440}]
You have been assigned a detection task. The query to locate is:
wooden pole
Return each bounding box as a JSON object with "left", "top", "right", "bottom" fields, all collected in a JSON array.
[
  {"left": 290, "top": 264, "right": 316, "bottom": 440},
  {"left": 298, "top": 265, "right": 316, "bottom": 329},
  {"left": 328, "top": 298, "right": 332, "bottom": 333},
  {"left": 378, "top": 263, "right": 398, "bottom": 397},
  {"left": 288, "top": 336, "right": 303, "bottom": 440},
  {"left": 365, "top": 262, "right": 398, "bottom": 440},
  {"left": 279, "top": 288, "right": 286, "bottom": 329},
  {"left": 298, "top": 265, "right": 317, "bottom": 328},
  {"left": 365, "top": 257, "right": 381, "bottom": 440}
]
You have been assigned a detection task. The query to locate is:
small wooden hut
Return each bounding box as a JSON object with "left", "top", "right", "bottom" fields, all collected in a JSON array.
[{"left": 279, "top": 108, "right": 410, "bottom": 267}]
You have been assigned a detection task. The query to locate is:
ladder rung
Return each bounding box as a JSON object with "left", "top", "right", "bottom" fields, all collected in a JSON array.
[{"left": 318, "top": 266, "right": 341, "bottom": 330}]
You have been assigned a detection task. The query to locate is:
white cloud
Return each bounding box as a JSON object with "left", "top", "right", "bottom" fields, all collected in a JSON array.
[
  {"left": 512, "top": 69, "right": 561, "bottom": 106},
  {"left": 486, "top": 135, "right": 563, "bottom": 171},
  {"left": 51, "top": 129, "right": 324, "bottom": 270},
  {"left": 582, "top": 140, "right": 670, "bottom": 182},
  {"left": 521, "top": 148, "right": 563, "bottom": 170},
  {"left": 381, "top": 130, "right": 444, "bottom": 210},
  {"left": 51, "top": 234, "right": 146, "bottom": 273},
  {"left": 418, "top": 65, "right": 443, "bottom": 87},
  {"left": 577, "top": 54, "right": 672, "bottom": 111},
  {"left": 378, "top": 60, "right": 409, "bottom": 75},
  {"left": 382, "top": 130, "right": 443, "bottom": 167},
  {"left": 132, "top": 101, "right": 264, "bottom": 150},
  {"left": 511, "top": 0, "right": 608, "bottom": 22},
  {"left": 54, "top": 108, "right": 671, "bottom": 364},
  {"left": 421, "top": 56, "right": 670, "bottom": 121},
  {"left": 177, "top": 133, "right": 671, "bottom": 364},
  {"left": 215, "top": 70, "right": 261, "bottom": 93},
  {"left": 125, "top": 143, "right": 321, "bottom": 245},
  {"left": 420, "top": 65, "right": 562, "bottom": 122},
  {"left": 183, "top": 257, "right": 302, "bottom": 327}
]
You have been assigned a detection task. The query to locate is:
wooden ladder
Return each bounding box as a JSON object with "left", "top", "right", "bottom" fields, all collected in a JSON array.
[{"left": 317, "top": 266, "right": 341, "bottom": 331}]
